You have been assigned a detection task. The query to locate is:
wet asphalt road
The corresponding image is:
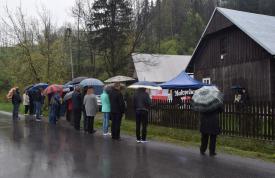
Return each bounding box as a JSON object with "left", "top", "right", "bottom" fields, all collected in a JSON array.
[{"left": 0, "top": 112, "right": 275, "bottom": 178}]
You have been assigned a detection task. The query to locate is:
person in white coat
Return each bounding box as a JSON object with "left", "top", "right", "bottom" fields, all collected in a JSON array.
[{"left": 23, "top": 91, "right": 30, "bottom": 115}]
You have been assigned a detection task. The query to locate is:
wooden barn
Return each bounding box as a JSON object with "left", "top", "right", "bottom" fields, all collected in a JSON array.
[{"left": 187, "top": 7, "right": 275, "bottom": 102}]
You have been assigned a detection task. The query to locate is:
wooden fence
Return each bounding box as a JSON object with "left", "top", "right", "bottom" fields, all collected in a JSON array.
[{"left": 125, "top": 100, "right": 275, "bottom": 141}]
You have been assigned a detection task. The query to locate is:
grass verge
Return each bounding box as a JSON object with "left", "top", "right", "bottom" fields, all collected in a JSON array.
[{"left": 1, "top": 101, "right": 275, "bottom": 163}]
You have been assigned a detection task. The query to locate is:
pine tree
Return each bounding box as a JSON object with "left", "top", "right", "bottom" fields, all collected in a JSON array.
[{"left": 92, "top": 0, "right": 133, "bottom": 76}]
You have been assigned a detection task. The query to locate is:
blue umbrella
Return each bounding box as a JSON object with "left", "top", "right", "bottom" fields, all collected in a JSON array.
[
  {"left": 128, "top": 81, "right": 162, "bottom": 90},
  {"left": 80, "top": 78, "right": 104, "bottom": 95},
  {"left": 29, "top": 83, "right": 48, "bottom": 91}
]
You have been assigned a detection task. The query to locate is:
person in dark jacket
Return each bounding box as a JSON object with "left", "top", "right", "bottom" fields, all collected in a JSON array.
[
  {"left": 133, "top": 88, "right": 151, "bottom": 143},
  {"left": 72, "top": 86, "right": 82, "bottom": 130},
  {"left": 109, "top": 83, "right": 125, "bottom": 140},
  {"left": 12, "top": 88, "right": 22, "bottom": 120},
  {"left": 49, "top": 93, "right": 61, "bottom": 124},
  {"left": 33, "top": 88, "right": 43, "bottom": 121},
  {"left": 200, "top": 107, "right": 223, "bottom": 156},
  {"left": 28, "top": 91, "right": 35, "bottom": 115}
]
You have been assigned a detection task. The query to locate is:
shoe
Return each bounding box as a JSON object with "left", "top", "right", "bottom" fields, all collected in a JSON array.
[
  {"left": 24, "top": 114, "right": 27, "bottom": 116},
  {"left": 136, "top": 140, "right": 141, "bottom": 143},
  {"left": 210, "top": 153, "right": 217, "bottom": 157},
  {"left": 200, "top": 150, "right": 205, "bottom": 155},
  {"left": 36, "top": 119, "right": 41, "bottom": 122},
  {"left": 103, "top": 133, "right": 108, "bottom": 136},
  {"left": 141, "top": 140, "right": 149, "bottom": 143},
  {"left": 107, "top": 132, "right": 111, "bottom": 135}
]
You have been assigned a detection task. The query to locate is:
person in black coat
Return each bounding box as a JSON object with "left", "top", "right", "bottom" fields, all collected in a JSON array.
[
  {"left": 72, "top": 86, "right": 82, "bottom": 130},
  {"left": 12, "top": 88, "right": 22, "bottom": 120},
  {"left": 109, "top": 83, "right": 125, "bottom": 140},
  {"left": 133, "top": 88, "right": 151, "bottom": 143},
  {"left": 200, "top": 106, "right": 223, "bottom": 156}
]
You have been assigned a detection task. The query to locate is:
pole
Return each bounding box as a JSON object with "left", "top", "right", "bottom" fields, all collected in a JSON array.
[
  {"left": 69, "top": 36, "right": 74, "bottom": 79},
  {"left": 66, "top": 28, "right": 74, "bottom": 79}
]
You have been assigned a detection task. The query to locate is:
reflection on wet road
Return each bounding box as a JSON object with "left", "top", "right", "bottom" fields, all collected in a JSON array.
[{"left": 0, "top": 114, "right": 275, "bottom": 178}]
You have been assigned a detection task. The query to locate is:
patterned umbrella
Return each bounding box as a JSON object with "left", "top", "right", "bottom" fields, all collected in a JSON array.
[
  {"left": 64, "top": 91, "right": 73, "bottom": 101},
  {"left": 80, "top": 78, "right": 104, "bottom": 87},
  {"left": 44, "top": 84, "right": 63, "bottom": 95},
  {"left": 104, "top": 75, "right": 135, "bottom": 83},
  {"left": 191, "top": 86, "right": 223, "bottom": 113},
  {"left": 71, "top": 77, "right": 88, "bottom": 85},
  {"left": 128, "top": 81, "right": 162, "bottom": 90}
]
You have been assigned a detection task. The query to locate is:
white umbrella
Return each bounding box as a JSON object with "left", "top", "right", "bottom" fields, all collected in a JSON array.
[
  {"left": 105, "top": 75, "right": 135, "bottom": 83},
  {"left": 191, "top": 86, "right": 223, "bottom": 112}
]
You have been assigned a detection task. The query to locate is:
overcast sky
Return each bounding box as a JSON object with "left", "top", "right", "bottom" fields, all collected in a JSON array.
[{"left": 0, "top": 0, "right": 76, "bottom": 26}]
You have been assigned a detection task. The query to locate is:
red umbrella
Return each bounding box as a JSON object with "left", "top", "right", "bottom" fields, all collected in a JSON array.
[{"left": 44, "top": 84, "right": 63, "bottom": 95}]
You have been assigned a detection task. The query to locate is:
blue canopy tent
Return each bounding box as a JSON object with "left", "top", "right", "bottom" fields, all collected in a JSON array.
[{"left": 160, "top": 71, "right": 206, "bottom": 89}]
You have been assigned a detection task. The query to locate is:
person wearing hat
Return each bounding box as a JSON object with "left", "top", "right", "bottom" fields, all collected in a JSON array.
[{"left": 83, "top": 86, "right": 98, "bottom": 134}]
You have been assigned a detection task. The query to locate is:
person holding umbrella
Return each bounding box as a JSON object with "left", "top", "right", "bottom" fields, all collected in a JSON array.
[
  {"left": 72, "top": 86, "right": 82, "bottom": 130},
  {"left": 83, "top": 86, "right": 98, "bottom": 134},
  {"left": 49, "top": 93, "right": 62, "bottom": 124},
  {"left": 109, "top": 83, "right": 125, "bottom": 140},
  {"left": 33, "top": 88, "right": 44, "bottom": 121},
  {"left": 133, "top": 88, "right": 151, "bottom": 143},
  {"left": 11, "top": 88, "right": 22, "bottom": 120},
  {"left": 191, "top": 86, "right": 223, "bottom": 156}
]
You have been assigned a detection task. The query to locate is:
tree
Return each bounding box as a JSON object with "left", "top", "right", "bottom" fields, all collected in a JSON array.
[{"left": 92, "top": 0, "right": 133, "bottom": 76}]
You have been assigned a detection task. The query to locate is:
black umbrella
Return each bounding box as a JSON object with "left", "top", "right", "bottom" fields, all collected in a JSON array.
[{"left": 71, "top": 77, "right": 88, "bottom": 85}]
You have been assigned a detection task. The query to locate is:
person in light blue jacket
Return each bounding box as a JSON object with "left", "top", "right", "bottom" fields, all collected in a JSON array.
[{"left": 101, "top": 89, "right": 111, "bottom": 135}]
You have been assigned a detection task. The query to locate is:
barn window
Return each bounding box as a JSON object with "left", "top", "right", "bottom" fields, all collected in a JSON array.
[
  {"left": 202, "top": 78, "right": 211, "bottom": 84},
  {"left": 220, "top": 37, "right": 228, "bottom": 57}
]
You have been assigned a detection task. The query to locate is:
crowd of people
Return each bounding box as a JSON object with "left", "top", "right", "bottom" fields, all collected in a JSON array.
[
  {"left": 9, "top": 83, "right": 224, "bottom": 156},
  {"left": 9, "top": 83, "right": 152, "bottom": 143}
]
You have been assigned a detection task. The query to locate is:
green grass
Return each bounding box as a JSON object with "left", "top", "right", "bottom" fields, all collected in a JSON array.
[
  {"left": 1, "top": 101, "right": 275, "bottom": 162},
  {"left": 94, "top": 116, "right": 275, "bottom": 163}
]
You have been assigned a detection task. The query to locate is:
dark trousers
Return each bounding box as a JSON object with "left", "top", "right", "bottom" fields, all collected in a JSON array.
[
  {"left": 111, "top": 113, "right": 122, "bottom": 139},
  {"left": 66, "top": 110, "right": 72, "bottom": 122},
  {"left": 12, "top": 104, "right": 20, "bottom": 119},
  {"left": 200, "top": 133, "right": 217, "bottom": 154},
  {"left": 85, "top": 116, "right": 94, "bottom": 133},
  {"left": 29, "top": 101, "right": 34, "bottom": 115},
  {"left": 24, "top": 105, "right": 29, "bottom": 114},
  {"left": 73, "top": 109, "right": 82, "bottom": 130},
  {"left": 136, "top": 110, "right": 149, "bottom": 141}
]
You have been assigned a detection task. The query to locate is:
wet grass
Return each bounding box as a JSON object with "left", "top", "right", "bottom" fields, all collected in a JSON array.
[
  {"left": 94, "top": 115, "right": 275, "bottom": 163},
  {"left": 1, "top": 101, "right": 275, "bottom": 162}
]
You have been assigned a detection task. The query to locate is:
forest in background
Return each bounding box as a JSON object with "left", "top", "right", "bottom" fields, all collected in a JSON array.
[{"left": 0, "top": 0, "right": 275, "bottom": 91}]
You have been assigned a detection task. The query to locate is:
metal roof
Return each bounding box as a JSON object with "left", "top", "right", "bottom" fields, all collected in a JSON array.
[
  {"left": 132, "top": 53, "right": 191, "bottom": 83},
  {"left": 217, "top": 7, "right": 275, "bottom": 55}
]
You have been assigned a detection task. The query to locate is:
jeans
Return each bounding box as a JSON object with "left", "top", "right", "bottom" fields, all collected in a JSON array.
[
  {"left": 12, "top": 104, "right": 20, "bottom": 120},
  {"left": 35, "top": 102, "right": 42, "bottom": 119},
  {"left": 49, "top": 104, "right": 58, "bottom": 124},
  {"left": 103, "top": 112, "right": 110, "bottom": 134},
  {"left": 135, "top": 110, "right": 149, "bottom": 141}
]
